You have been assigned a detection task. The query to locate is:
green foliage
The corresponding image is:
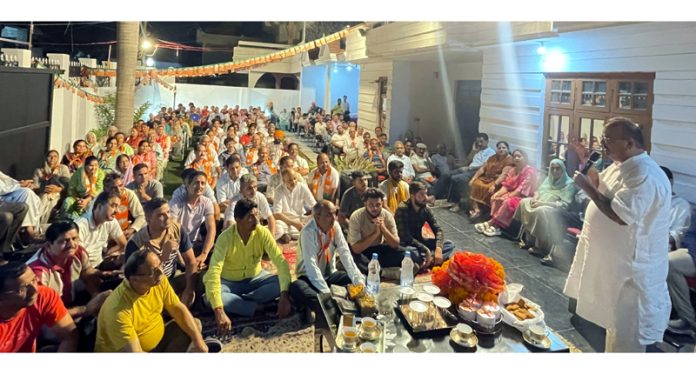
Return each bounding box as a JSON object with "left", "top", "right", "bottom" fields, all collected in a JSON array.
[{"left": 93, "top": 95, "right": 151, "bottom": 139}]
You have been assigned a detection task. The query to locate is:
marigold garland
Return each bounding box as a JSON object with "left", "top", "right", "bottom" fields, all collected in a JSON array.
[{"left": 431, "top": 251, "right": 505, "bottom": 306}]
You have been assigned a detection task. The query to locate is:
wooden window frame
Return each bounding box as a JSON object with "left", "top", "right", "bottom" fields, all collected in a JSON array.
[{"left": 542, "top": 72, "right": 655, "bottom": 161}]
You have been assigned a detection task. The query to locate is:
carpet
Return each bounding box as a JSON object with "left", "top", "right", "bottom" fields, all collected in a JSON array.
[{"left": 218, "top": 314, "right": 315, "bottom": 353}]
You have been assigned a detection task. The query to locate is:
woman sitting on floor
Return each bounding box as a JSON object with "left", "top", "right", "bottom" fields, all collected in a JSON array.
[
  {"left": 32, "top": 150, "right": 71, "bottom": 226},
  {"left": 61, "top": 139, "right": 93, "bottom": 174},
  {"left": 515, "top": 158, "right": 577, "bottom": 258},
  {"left": 467, "top": 141, "right": 514, "bottom": 218},
  {"left": 475, "top": 149, "right": 536, "bottom": 237},
  {"left": 61, "top": 156, "right": 105, "bottom": 219},
  {"left": 115, "top": 154, "right": 134, "bottom": 186}
]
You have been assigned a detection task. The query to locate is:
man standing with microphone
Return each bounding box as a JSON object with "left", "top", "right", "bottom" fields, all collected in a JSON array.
[{"left": 564, "top": 117, "right": 672, "bottom": 352}]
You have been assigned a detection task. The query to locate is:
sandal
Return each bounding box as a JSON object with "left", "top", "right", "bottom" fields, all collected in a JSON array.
[
  {"left": 483, "top": 226, "right": 501, "bottom": 237},
  {"left": 519, "top": 239, "right": 531, "bottom": 250},
  {"left": 474, "top": 222, "right": 491, "bottom": 233},
  {"left": 469, "top": 210, "right": 481, "bottom": 219}
]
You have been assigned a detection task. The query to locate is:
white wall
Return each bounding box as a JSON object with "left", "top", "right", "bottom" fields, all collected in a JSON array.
[
  {"left": 389, "top": 60, "right": 482, "bottom": 156},
  {"left": 480, "top": 22, "right": 696, "bottom": 203},
  {"left": 172, "top": 83, "right": 300, "bottom": 113},
  {"left": 50, "top": 87, "right": 98, "bottom": 154},
  {"left": 357, "top": 61, "right": 393, "bottom": 134}
]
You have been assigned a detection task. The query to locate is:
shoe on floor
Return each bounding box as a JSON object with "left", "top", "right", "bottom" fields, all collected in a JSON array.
[
  {"left": 540, "top": 255, "right": 554, "bottom": 267},
  {"left": 474, "top": 222, "right": 487, "bottom": 233},
  {"left": 449, "top": 205, "right": 461, "bottom": 212},
  {"left": 528, "top": 247, "right": 545, "bottom": 257},
  {"left": 667, "top": 319, "right": 695, "bottom": 335},
  {"left": 519, "top": 240, "right": 531, "bottom": 250}
]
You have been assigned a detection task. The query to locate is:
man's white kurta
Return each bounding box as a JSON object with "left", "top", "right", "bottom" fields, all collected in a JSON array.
[{"left": 564, "top": 152, "right": 672, "bottom": 345}]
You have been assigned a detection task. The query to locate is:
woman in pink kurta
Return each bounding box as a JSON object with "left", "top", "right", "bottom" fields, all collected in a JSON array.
[{"left": 475, "top": 149, "right": 537, "bottom": 237}]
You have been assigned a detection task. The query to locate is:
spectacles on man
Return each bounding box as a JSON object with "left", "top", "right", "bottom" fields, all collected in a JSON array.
[{"left": 601, "top": 136, "right": 626, "bottom": 145}]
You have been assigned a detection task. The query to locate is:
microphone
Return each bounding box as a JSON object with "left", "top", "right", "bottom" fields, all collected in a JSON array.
[{"left": 581, "top": 152, "right": 601, "bottom": 175}]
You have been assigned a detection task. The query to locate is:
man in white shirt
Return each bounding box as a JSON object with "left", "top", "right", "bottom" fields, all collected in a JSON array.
[
  {"left": 565, "top": 118, "right": 672, "bottom": 352},
  {"left": 266, "top": 155, "right": 304, "bottom": 205},
  {"left": 289, "top": 200, "right": 364, "bottom": 319},
  {"left": 307, "top": 153, "right": 340, "bottom": 203},
  {"left": 330, "top": 125, "right": 350, "bottom": 156},
  {"left": 343, "top": 127, "right": 364, "bottom": 160},
  {"left": 287, "top": 143, "right": 309, "bottom": 176},
  {"left": 341, "top": 95, "right": 350, "bottom": 121},
  {"left": 441, "top": 133, "right": 496, "bottom": 212},
  {"left": 0, "top": 170, "right": 41, "bottom": 241},
  {"left": 169, "top": 171, "right": 216, "bottom": 269},
  {"left": 386, "top": 141, "right": 415, "bottom": 183},
  {"left": 102, "top": 172, "right": 145, "bottom": 239},
  {"left": 75, "top": 190, "right": 127, "bottom": 269},
  {"left": 272, "top": 169, "right": 316, "bottom": 243},
  {"left": 223, "top": 174, "right": 276, "bottom": 240},
  {"left": 216, "top": 154, "right": 248, "bottom": 215}
]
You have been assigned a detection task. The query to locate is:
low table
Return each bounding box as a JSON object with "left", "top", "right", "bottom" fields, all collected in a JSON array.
[{"left": 316, "top": 283, "right": 570, "bottom": 353}]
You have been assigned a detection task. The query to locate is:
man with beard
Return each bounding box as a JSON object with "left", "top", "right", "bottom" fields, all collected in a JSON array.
[
  {"left": 338, "top": 171, "right": 369, "bottom": 230},
  {"left": 308, "top": 153, "right": 340, "bottom": 203},
  {"left": 379, "top": 160, "right": 410, "bottom": 214},
  {"left": 395, "top": 182, "right": 455, "bottom": 271},
  {"left": 347, "top": 188, "right": 410, "bottom": 273}
]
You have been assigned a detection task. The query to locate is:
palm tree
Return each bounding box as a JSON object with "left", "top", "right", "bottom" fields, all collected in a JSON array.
[{"left": 115, "top": 22, "right": 139, "bottom": 133}]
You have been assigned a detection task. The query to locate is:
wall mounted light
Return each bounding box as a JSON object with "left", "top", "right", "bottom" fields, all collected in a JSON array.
[{"left": 537, "top": 42, "right": 547, "bottom": 55}]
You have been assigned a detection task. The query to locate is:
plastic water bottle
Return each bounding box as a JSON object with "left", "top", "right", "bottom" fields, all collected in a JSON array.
[
  {"left": 366, "top": 253, "right": 381, "bottom": 295},
  {"left": 400, "top": 251, "right": 414, "bottom": 288}
]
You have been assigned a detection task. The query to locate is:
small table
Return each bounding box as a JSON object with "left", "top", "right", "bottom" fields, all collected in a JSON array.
[{"left": 316, "top": 283, "right": 570, "bottom": 353}]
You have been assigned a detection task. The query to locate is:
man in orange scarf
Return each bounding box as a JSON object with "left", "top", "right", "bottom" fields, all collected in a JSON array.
[
  {"left": 379, "top": 160, "right": 410, "bottom": 214},
  {"left": 308, "top": 153, "right": 340, "bottom": 203}
]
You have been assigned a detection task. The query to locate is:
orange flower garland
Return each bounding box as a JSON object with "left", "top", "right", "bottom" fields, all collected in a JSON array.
[{"left": 431, "top": 251, "right": 505, "bottom": 306}]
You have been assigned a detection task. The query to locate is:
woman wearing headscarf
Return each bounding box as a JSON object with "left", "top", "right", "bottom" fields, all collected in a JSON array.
[
  {"left": 85, "top": 131, "right": 101, "bottom": 156},
  {"left": 115, "top": 154, "right": 135, "bottom": 186},
  {"left": 475, "top": 149, "right": 537, "bottom": 237},
  {"left": 516, "top": 158, "right": 577, "bottom": 258}
]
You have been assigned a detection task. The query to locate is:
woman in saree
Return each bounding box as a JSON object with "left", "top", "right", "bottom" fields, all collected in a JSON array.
[
  {"left": 516, "top": 158, "right": 577, "bottom": 258},
  {"left": 61, "top": 156, "right": 105, "bottom": 219},
  {"left": 61, "top": 139, "right": 93, "bottom": 173},
  {"left": 475, "top": 149, "right": 537, "bottom": 237},
  {"left": 467, "top": 141, "right": 514, "bottom": 218},
  {"left": 115, "top": 154, "right": 134, "bottom": 186}
]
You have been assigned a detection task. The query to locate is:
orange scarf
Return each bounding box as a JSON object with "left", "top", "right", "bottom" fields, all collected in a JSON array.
[
  {"left": 316, "top": 226, "right": 335, "bottom": 264},
  {"left": 246, "top": 148, "right": 258, "bottom": 167},
  {"left": 115, "top": 192, "right": 130, "bottom": 230},
  {"left": 83, "top": 171, "right": 97, "bottom": 196},
  {"left": 253, "top": 159, "right": 277, "bottom": 175},
  {"left": 311, "top": 168, "right": 335, "bottom": 200},
  {"left": 191, "top": 158, "right": 214, "bottom": 186}
]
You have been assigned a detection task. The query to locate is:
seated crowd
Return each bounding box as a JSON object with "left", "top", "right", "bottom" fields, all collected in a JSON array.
[{"left": 1, "top": 102, "right": 693, "bottom": 353}]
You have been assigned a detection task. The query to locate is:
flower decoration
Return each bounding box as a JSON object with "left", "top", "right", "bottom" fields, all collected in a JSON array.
[{"left": 431, "top": 251, "right": 505, "bottom": 306}]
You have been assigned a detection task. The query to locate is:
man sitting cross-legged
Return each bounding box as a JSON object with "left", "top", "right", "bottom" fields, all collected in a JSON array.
[
  {"left": 102, "top": 172, "right": 145, "bottom": 240},
  {"left": 95, "top": 249, "right": 207, "bottom": 352},
  {"left": 204, "top": 199, "right": 292, "bottom": 337},
  {"left": 126, "top": 163, "right": 164, "bottom": 206},
  {"left": 125, "top": 198, "right": 198, "bottom": 307},
  {"left": 0, "top": 262, "right": 78, "bottom": 352},
  {"left": 222, "top": 174, "right": 277, "bottom": 238},
  {"left": 338, "top": 171, "right": 369, "bottom": 231},
  {"left": 347, "top": 188, "right": 414, "bottom": 274},
  {"left": 273, "top": 169, "right": 317, "bottom": 243},
  {"left": 289, "top": 200, "right": 365, "bottom": 322},
  {"left": 379, "top": 160, "right": 410, "bottom": 214},
  {"left": 395, "top": 181, "right": 455, "bottom": 271}
]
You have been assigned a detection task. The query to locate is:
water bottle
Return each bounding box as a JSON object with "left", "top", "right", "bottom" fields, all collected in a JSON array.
[
  {"left": 366, "top": 253, "right": 381, "bottom": 295},
  {"left": 400, "top": 251, "right": 414, "bottom": 288}
]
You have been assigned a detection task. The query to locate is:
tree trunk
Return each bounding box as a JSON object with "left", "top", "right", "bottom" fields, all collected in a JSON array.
[{"left": 115, "top": 22, "right": 139, "bottom": 133}]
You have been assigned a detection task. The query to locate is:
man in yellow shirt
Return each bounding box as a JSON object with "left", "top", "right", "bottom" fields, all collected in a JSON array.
[
  {"left": 204, "top": 198, "right": 292, "bottom": 337},
  {"left": 95, "top": 249, "right": 207, "bottom": 352}
]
